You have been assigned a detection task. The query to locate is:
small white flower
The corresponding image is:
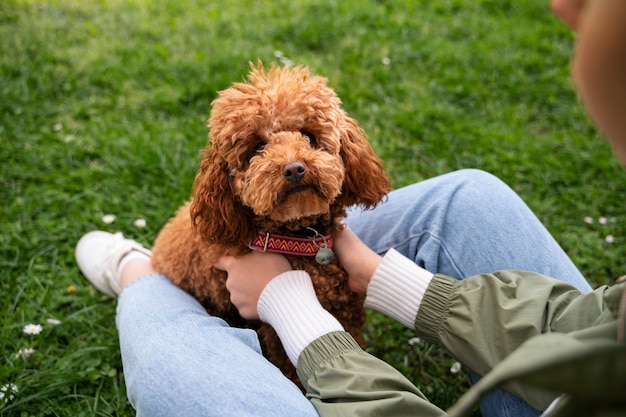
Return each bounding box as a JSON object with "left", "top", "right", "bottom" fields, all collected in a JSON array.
[
  {"left": 605, "top": 235, "right": 615, "bottom": 243},
  {"left": 102, "top": 214, "right": 116, "bottom": 224},
  {"left": 23, "top": 324, "right": 43, "bottom": 335},
  {"left": 450, "top": 361, "right": 462, "bottom": 374},
  {"left": 16, "top": 347, "right": 36, "bottom": 358},
  {"left": 53, "top": 123, "right": 63, "bottom": 131},
  {"left": 584, "top": 216, "right": 594, "bottom": 224},
  {"left": 133, "top": 218, "right": 147, "bottom": 228},
  {"left": 408, "top": 337, "right": 421, "bottom": 346},
  {"left": 47, "top": 318, "right": 62, "bottom": 325},
  {"left": 273, "top": 50, "right": 293, "bottom": 66},
  {"left": 382, "top": 57, "right": 391, "bottom": 66},
  {"left": 63, "top": 134, "right": 76, "bottom": 143},
  {"left": 0, "top": 384, "right": 18, "bottom": 402},
  {"left": 599, "top": 217, "right": 608, "bottom": 224}
]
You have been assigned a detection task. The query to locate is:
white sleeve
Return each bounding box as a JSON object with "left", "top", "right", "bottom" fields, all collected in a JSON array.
[
  {"left": 364, "top": 249, "right": 434, "bottom": 330},
  {"left": 258, "top": 270, "right": 344, "bottom": 366}
]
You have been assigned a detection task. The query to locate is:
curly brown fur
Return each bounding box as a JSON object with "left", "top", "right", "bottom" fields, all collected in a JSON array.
[{"left": 152, "top": 62, "right": 391, "bottom": 388}]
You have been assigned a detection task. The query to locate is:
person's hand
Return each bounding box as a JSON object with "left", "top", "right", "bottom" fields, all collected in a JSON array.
[
  {"left": 214, "top": 251, "right": 292, "bottom": 319},
  {"left": 551, "top": 0, "right": 586, "bottom": 29},
  {"left": 333, "top": 225, "right": 382, "bottom": 294}
]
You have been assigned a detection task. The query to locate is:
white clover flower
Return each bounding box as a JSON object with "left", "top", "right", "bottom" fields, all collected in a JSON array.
[
  {"left": 47, "top": 318, "right": 62, "bottom": 325},
  {"left": 0, "top": 384, "right": 18, "bottom": 402},
  {"left": 53, "top": 123, "right": 63, "bottom": 131},
  {"left": 382, "top": 57, "right": 391, "bottom": 66},
  {"left": 606, "top": 235, "right": 615, "bottom": 243},
  {"left": 133, "top": 218, "right": 147, "bottom": 228},
  {"left": 16, "top": 347, "right": 36, "bottom": 358},
  {"left": 584, "top": 216, "right": 594, "bottom": 224},
  {"left": 273, "top": 50, "right": 293, "bottom": 66},
  {"left": 23, "top": 324, "right": 43, "bottom": 335},
  {"left": 599, "top": 217, "right": 608, "bottom": 224},
  {"left": 450, "top": 361, "right": 462, "bottom": 374},
  {"left": 102, "top": 214, "right": 116, "bottom": 224},
  {"left": 408, "top": 337, "right": 421, "bottom": 346}
]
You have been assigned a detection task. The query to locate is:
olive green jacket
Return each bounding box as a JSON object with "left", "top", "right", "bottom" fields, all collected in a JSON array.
[{"left": 297, "top": 272, "right": 626, "bottom": 417}]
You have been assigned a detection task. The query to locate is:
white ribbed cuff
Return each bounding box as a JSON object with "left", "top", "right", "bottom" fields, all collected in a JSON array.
[
  {"left": 258, "top": 271, "right": 344, "bottom": 366},
  {"left": 364, "top": 249, "right": 433, "bottom": 330}
]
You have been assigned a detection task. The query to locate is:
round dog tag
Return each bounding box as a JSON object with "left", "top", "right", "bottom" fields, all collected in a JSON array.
[{"left": 315, "top": 243, "right": 334, "bottom": 265}]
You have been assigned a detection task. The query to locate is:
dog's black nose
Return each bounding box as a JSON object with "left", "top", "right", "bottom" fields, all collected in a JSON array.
[{"left": 283, "top": 161, "right": 306, "bottom": 183}]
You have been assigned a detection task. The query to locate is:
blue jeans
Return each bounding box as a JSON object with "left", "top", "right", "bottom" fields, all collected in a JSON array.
[{"left": 117, "top": 169, "right": 592, "bottom": 416}]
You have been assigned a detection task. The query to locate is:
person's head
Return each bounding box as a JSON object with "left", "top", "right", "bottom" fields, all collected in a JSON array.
[{"left": 551, "top": 0, "right": 626, "bottom": 165}]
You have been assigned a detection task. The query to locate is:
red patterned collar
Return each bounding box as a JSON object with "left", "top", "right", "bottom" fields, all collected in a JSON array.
[{"left": 249, "top": 231, "right": 333, "bottom": 256}]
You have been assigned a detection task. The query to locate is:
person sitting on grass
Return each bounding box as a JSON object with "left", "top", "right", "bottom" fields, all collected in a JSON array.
[{"left": 74, "top": 0, "right": 626, "bottom": 415}]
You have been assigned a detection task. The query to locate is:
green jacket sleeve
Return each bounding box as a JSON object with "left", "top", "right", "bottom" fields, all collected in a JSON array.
[
  {"left": 415, "top": 271, "right": 620, "bottom": 405},
  {"left": 297, "top": 331, "right": 446, "bottom": 417},
  {"left": 296, "top": 270, "right": 624, "bottom": 417}
]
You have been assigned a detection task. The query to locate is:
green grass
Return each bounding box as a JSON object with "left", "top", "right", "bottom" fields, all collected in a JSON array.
[{"left": 2, "top": 0, "right": 626, "bottom": 415}]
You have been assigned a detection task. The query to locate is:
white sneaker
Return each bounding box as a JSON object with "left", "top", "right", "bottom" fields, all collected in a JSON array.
[{"left": 75, "top": 231, "right": 152, "bottom": 297}]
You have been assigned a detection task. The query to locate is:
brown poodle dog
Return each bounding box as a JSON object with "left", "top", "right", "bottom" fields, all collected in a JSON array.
[{"left": 151, "top": 62, "right": 391, "bottom": 387}]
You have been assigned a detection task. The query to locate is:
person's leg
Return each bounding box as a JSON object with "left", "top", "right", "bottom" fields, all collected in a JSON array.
[
  {"left": 117, "top": 269, "right": 317, "bottom": 417},
  {"left": 76, "top": 232, "right": 317, "bottom": 417},
  {"left": 345, "top": 169, "right": 592, "bottom": 417},
  {"left": 346, "top": 169, "right": 591, "bottom": 291}
]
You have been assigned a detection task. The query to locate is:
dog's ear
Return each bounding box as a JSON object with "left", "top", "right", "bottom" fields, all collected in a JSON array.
[
  {"left": 190, "top": 146, "right": 255, "bottom": 247},
  {"left": 337, "top": 117, "right": 391, "bottom": 208}
]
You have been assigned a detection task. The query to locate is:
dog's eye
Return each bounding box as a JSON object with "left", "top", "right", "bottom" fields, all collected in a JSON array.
[
  {"left": 302, "top": 131, "right": 317, "bottom": 147},
  {"left": 249, "top": 142, "right": 265, "bottom": 161}
]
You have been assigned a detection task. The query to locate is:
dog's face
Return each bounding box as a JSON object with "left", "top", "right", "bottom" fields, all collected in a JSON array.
[
  {"left": 210, "top": 65, "right": 348, "bottom": 222},
  {"left": 191, "top": 63, "right": 390, "bottom": 247}
]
